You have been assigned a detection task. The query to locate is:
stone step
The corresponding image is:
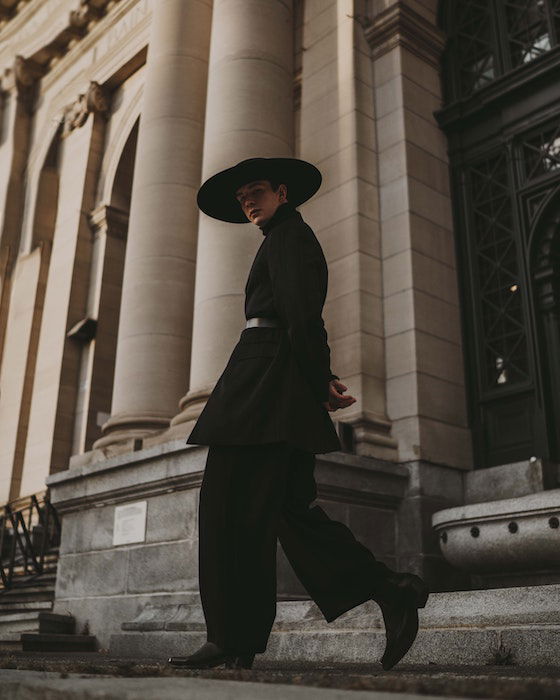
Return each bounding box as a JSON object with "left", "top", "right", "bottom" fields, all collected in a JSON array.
[
  {"left": 0, "top": 599, "right": 53, "bottom": 614},
  {"left": 0, "top": 584, "right": 55, "bottom": 601},
  {"left": 0, "top": 610, "right": 73, "bottom": 635},
  {"left": 21, "top": 633, "right": 97, "bottom": 653},
  {"left": 110, "top": 584, "right": 560, "bottom": 667}
]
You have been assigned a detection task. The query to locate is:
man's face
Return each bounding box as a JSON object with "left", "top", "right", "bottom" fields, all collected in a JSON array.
[{"left": 235, "top": 180, "right": 287, "bottom": 227}]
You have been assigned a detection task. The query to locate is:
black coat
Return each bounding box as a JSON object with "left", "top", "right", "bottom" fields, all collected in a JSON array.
[{"left": 186, "top": 204, "right": 341, "bottom": 454}]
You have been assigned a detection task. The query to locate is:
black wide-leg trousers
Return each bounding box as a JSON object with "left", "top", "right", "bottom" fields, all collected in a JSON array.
[{"left": 198, "top": 442, "right": 394, "bottom": 654}]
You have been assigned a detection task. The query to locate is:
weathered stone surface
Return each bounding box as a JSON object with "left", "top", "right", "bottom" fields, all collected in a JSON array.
[
  {"left": 55, "top": 550, "right": 127, "bottom": 598},
  {"left": 464, "top": 458, "right": 558, "bottom": 504},
  {"left": 126, "top": 540, "right": 198, "bottom": 594}
]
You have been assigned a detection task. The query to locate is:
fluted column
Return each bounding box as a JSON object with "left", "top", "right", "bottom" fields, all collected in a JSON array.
[
  {"left": 171, "top": 0, "right": 294, "bottom": 428},
  {"left": 94, "top": 0, "right": 212, "bottom": 448}
]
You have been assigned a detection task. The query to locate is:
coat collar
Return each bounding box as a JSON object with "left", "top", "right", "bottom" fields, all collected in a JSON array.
[{"left": 259, "top": 203, "right": 300, "bottom": 236}]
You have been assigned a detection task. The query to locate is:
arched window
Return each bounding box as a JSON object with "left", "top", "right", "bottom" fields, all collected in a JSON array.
[
  {"left": 437, "top": 0, "right": 560, "bottom": 467},
  {"left": 443, "top": 0, "right": 560, "bottom": 101}
]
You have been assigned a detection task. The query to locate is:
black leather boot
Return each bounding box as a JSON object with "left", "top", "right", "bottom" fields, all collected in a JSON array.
[
  {"left": 376, "top": 572, "right": 429, "bottom": 671},
  {"left": 168, "top": 641, "right": 255, "bottom": 669}
]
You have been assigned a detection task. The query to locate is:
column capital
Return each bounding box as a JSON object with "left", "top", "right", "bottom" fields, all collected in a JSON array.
[
  {"left": 9, "top": 55, "right": 45, "bottom": 110},
  {"left": 365, "top": 2, "right": 445, "bottom": 68},
  {"left": 62, "top": 80, "right": 110, "bottom": 137},
  {"left": 89, "top": 203, "right": 129, "bottom": 240}
]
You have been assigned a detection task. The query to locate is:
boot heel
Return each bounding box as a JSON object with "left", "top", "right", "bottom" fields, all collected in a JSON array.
[
  {"left": 225, "top": 652, "right": 255, "bottom": 670},
  {"left": 408, "top": 575, "right": 429, "bottom": 608}
]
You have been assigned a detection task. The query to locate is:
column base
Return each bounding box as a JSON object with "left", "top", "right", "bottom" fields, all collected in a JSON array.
[
  {"left": 93, "top": 412, "right": 171, "bottom": 450},
  {"left": 169, "top": 385, "right": 212, "bottom": 427},
  {"left": 340, "top": 413, "right": 398, "bottom": 461}
]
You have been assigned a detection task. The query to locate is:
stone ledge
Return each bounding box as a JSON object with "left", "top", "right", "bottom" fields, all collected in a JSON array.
[{"left": 110, "top": 585, "right": 560, "bottom": 665}]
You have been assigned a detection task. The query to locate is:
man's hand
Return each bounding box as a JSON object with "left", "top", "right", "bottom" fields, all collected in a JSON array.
[{"left": 322, "top": 378, "right": 356, "bottom": 412}]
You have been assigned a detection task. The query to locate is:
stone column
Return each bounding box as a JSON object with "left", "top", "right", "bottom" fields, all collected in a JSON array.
[
  {"left": 171, "top": 0, "right": 294, "bottom": 429},
  {"left": 365, "top": 2, "right": 473, "bottom": 470},
  {"left": 94, "top": 0, "right": 212, "bottom": 448}
]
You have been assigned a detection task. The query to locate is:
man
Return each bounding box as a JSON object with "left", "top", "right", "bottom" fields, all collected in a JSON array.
[{"left": 169, "top": 157, "right": 428, "bottom": 671}]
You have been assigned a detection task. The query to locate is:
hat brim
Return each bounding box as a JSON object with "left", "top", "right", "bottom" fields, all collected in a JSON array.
[{"left": 196, "top": 157, "right": 322, "bottom": 223}]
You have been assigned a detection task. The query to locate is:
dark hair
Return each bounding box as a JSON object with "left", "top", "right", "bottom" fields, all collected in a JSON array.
[{"left": 267, "top": 178, "right": 287, "bottom": 196}]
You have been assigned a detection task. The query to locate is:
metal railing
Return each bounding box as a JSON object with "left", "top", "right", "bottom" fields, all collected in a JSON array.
[{"left": 0, "top": 492, "right": 61, "bottom": 591}]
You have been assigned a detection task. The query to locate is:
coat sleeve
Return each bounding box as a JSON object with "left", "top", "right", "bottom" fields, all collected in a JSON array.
[{"left": 267, "top": 225, "right": 336, "bottom": 403}]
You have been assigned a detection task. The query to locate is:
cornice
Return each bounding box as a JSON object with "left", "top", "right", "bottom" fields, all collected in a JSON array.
[
  {"left": 365, "top": 1, "right": 446, "bottom": 68},
  {"left": 0, "top": 0, "right": 33, "bottom": 26},
  {"left": 1, "top": 0, "right": 122, "bottom": 92}
]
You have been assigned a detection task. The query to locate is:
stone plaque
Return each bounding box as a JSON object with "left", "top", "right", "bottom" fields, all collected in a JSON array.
[{"left": 113, "top": 500, "right": 147, "bottom": 546}]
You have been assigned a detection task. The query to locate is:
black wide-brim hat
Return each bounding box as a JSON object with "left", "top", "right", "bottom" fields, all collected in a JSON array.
[{"left": 197, "top": 157, "right": 322, "bottom": 223}]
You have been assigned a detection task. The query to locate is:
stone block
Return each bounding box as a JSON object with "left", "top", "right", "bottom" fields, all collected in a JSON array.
[
  {"left": 145, "top": 489, "right": 198, "bottom": 544},
  {"left": 110, "top": 630, "right": 206, "bottom": 659},
  {"left": 328, "top": 251, "right": 382, "bottom": 299},
  {"left": 409, "top": 180, "right": 453, "bottom": 232},
  {"left": 58, "top": 507, "right": 114, "bottom": 555},
  {"left": 414, "top": 289, "right": 462, "bottom": 345},
  {"left": 126, "top": 540, "right": 198, "bottom": 594},
  {"left": 417, "top": 372, "right": 467, "bottom": 427},
  {"left": 418, "top": 417, "right": 473, "bottom": 470},
  {"left": 379, "top": 141, "right": 407, "bottom": 185},
  {"left": 501, "top": 627, "right": 560, "bottom": 665},
  {"left": 375, "top": 75, "right": 403, "bottom": 119},
  {"left": 406, "top": 141, "right": 450, "bottom": 196},
  {"left": 416, "top": 331, "right": 464, "bottom": 387},
  {"left": 383, "top": 249, "right": 412, "bottom": 296},
  {"left": 386, "top": 372, "right": 417, "bottom": 421},
  {"left": 373, "top": 47, "right": 401, "bottom": 87},
  {"left": 465, "top": 458, "right": 557, "bottom": 504},
  {"left": 405, "top": 628, "right": 499, "bottom": 665},
  {"left": 347, "top": 504, "right": 395, "bottom": 556},
  {"left": 404, "top": 109, "right": 447, "bottom": 162},
  {"left": 385, "top": 330, "right": 416, "bottom": 379},
  {"left": 329, "top": 331, "right": 385, "bottom": 381},
  {"left": 376, "top": 111, "right": 406, "bottom": 151},
  {"left": 400, "top": 47, "right": 442, "bottom": 99},
  {"left": 55, "top": 550, "right": 127, "bottom": 599}
]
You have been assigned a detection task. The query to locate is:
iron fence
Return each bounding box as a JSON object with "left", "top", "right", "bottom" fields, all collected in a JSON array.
[{"left": 0, "top": 492, "right": 61, "bottom": 591}]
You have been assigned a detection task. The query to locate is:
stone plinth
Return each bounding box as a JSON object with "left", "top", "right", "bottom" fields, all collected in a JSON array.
[{"left": 46, "top": 442, "right": 411, "bottom": 650}]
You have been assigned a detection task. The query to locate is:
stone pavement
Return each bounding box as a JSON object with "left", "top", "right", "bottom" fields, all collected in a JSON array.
[{"left": 0, "top": 652, "right": 560, "bottom": 699}]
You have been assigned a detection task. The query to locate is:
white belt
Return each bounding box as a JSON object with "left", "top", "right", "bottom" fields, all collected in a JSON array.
[{"left": 245, "top": 317, "right": 281, "bottom": 328}]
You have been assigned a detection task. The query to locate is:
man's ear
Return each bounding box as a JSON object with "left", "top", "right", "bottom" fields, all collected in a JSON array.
[{"left": 278, "top": 183, "right": 288, "bottom": 201}]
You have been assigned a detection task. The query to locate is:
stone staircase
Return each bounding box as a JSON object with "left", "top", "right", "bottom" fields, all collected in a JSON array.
[
  {"left": 0, "top": 548, "right": 96, "bottom": 652},
  {"left": 110, "top": 584, "right": 560, "bottom": 666},
  {"left": 0, "top": 547, "right": 58, "bottom": 648}
]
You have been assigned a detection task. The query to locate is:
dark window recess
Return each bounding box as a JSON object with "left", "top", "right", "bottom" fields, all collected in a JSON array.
[
  {"left": 438, "top": 1, "right": 560, "bottom": 467},
  {"left": 456, "top": 0, "right": 496, "bottom": 95},
  {"left": 468, "top": 152, "right": 529, "bottom": 390},
  {"left": 505, "top": 0, "right": 551, "bottom": 67},
  {"left": 521, "top": 121, "right": 560, "bottom": 181},
  {"left": 444, "top": 1, "right": 560, "bottom": 101}
]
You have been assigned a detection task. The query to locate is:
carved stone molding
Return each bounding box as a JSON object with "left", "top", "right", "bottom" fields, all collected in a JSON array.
[
  {"left": 62, "top": 80, "right": 110, "bottom": 137},
  {"left": 365, "top": 2, "right": 446, "bottom": 68},
  {"left": 1, "top": 0, "right": 122, "bottom": 89},
  {"left": 89, "top": 203, "right": 129, "bottom": 240},
  {"left": 10, "top": 54, "right": 45, "bottom": 110},
  {"left": 0, "top": 0, "right": 30, "bottom": 23}
]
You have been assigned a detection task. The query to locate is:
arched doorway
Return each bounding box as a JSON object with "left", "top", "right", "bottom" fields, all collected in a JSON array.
[
  {"left": 72, "top": 119, "right": 138, "bottom": 453},
  {"left": 437, "top": 0, "right": 560, "bottom": 466},
  {"left": 531, "top": 189, "right": 560, "bottom": 460}
]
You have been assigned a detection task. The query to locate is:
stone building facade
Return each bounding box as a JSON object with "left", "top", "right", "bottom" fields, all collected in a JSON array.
[{"left": 0, "top": 0, "right": 559, "bottom": 659}]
